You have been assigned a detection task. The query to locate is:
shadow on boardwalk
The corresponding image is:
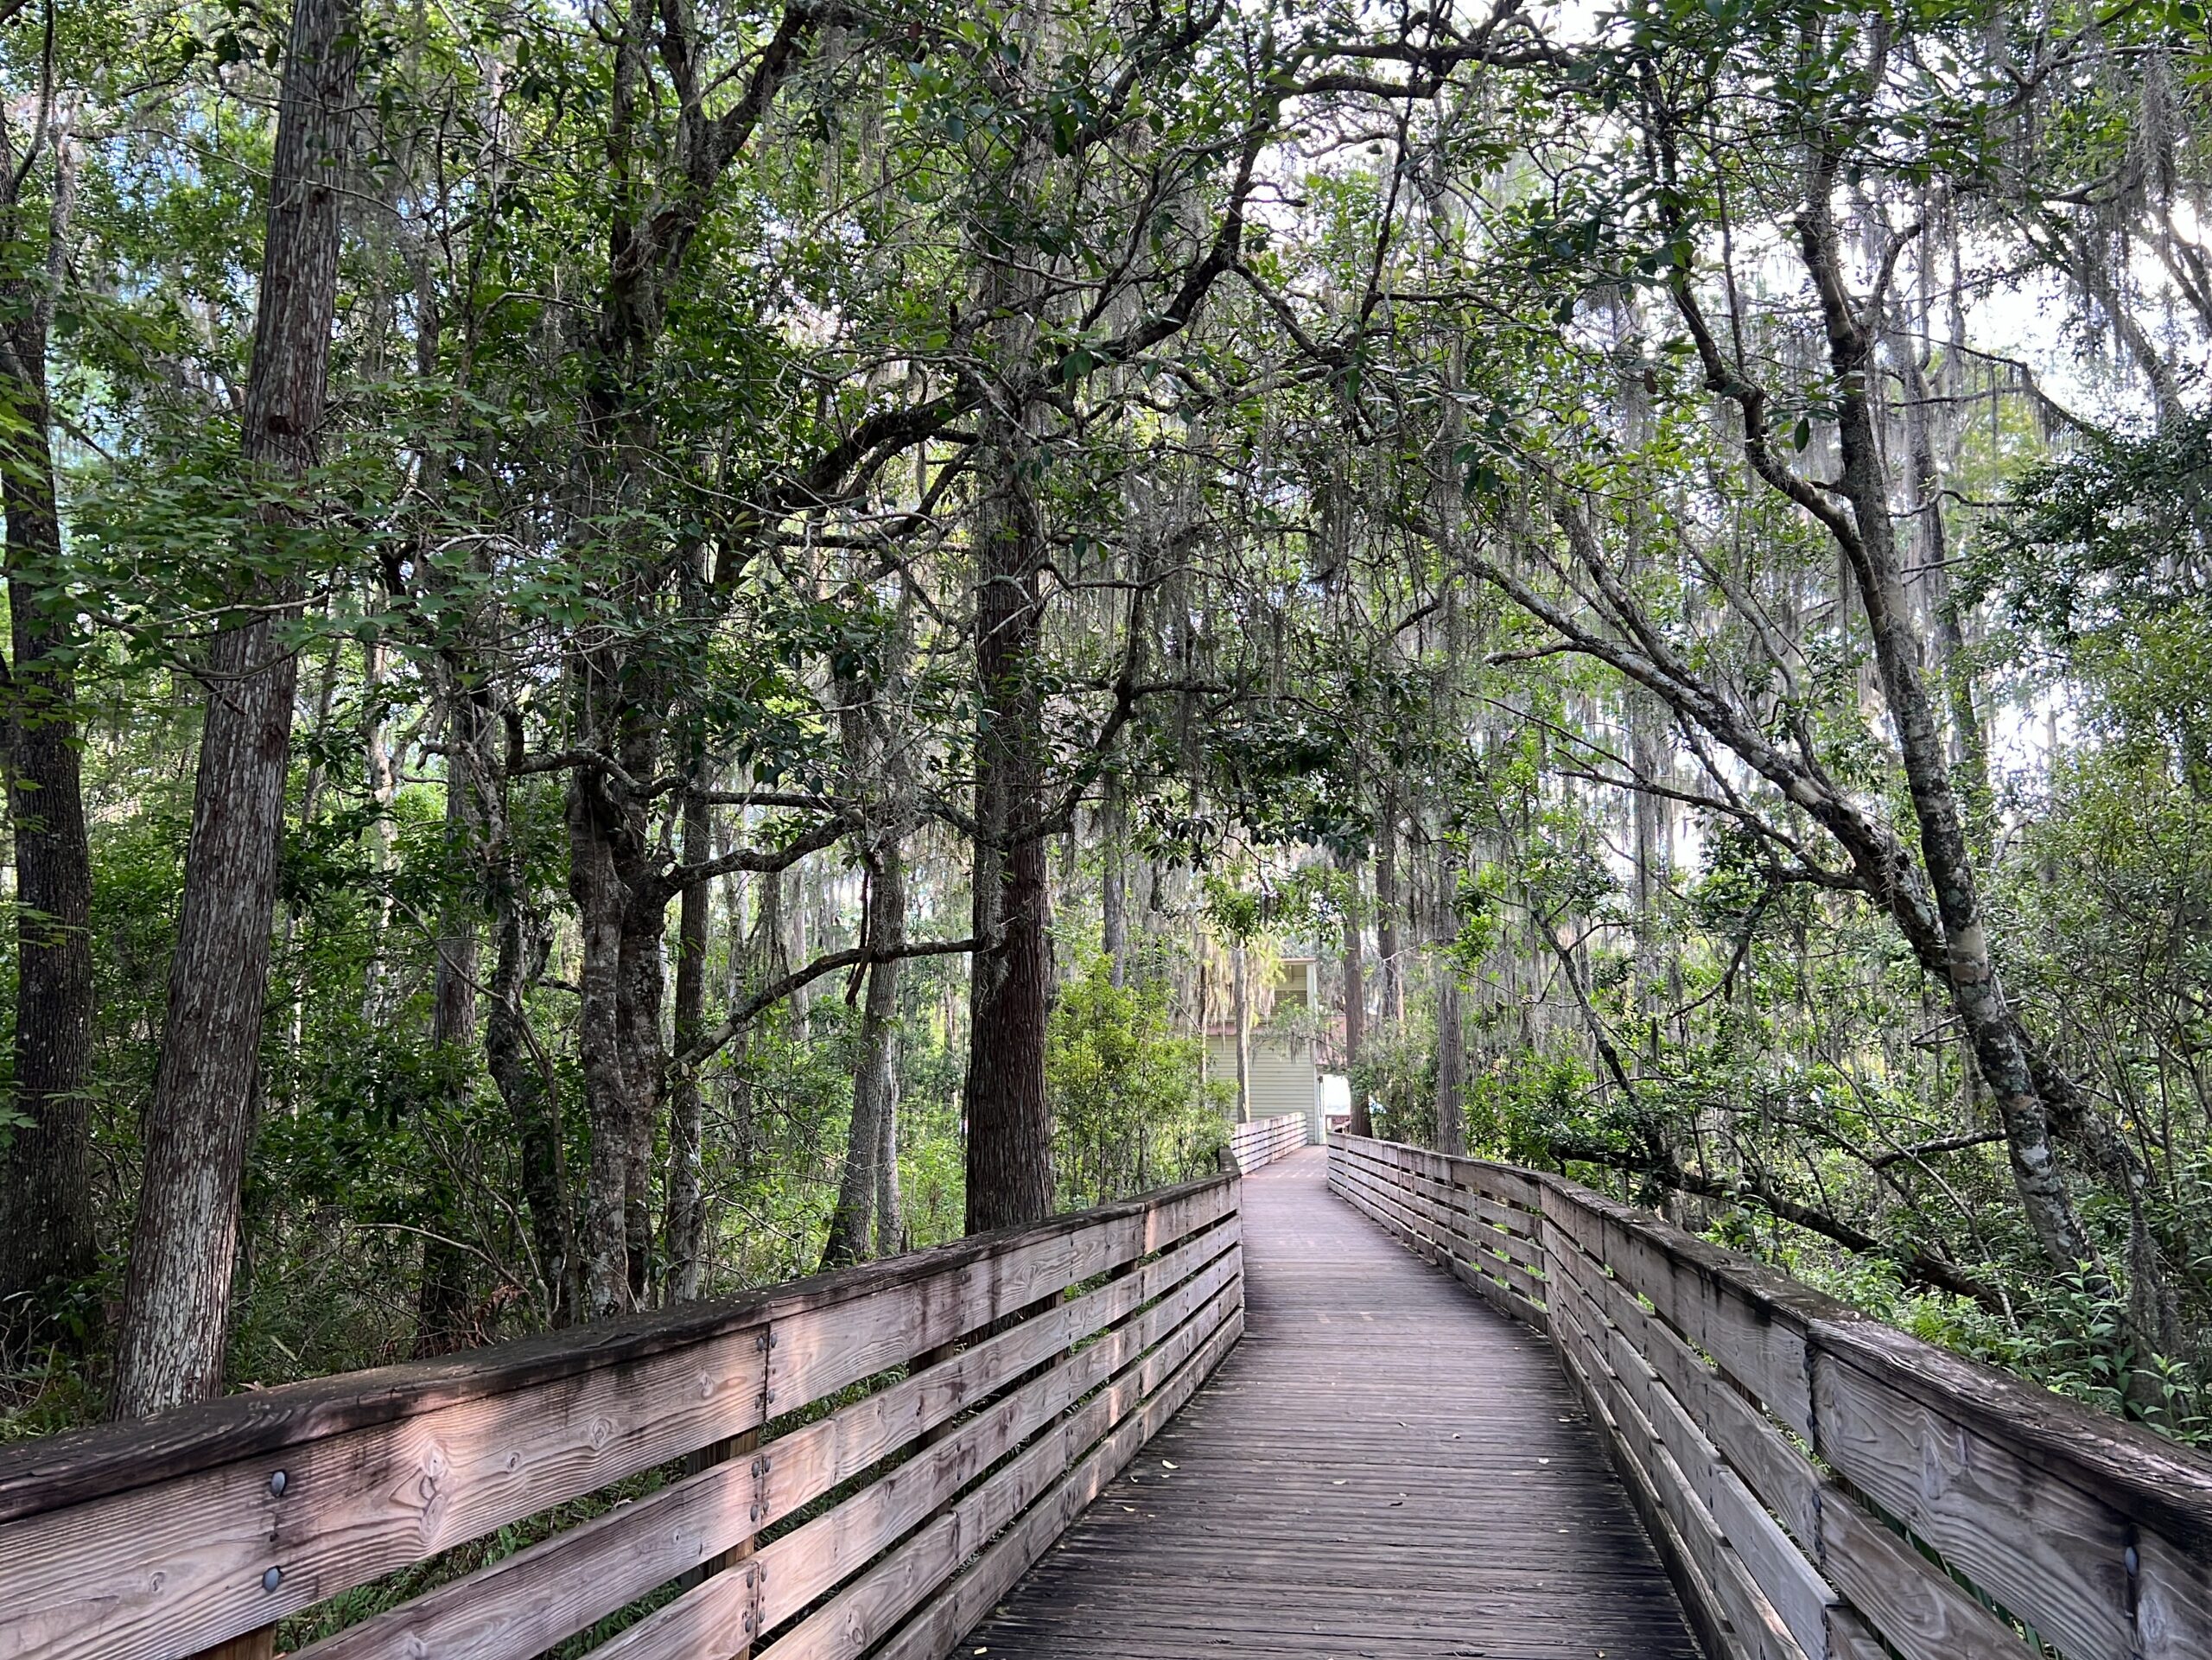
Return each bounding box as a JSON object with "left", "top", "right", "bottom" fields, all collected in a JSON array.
[{"left": 965, "top": 1145, "right": 1704, "bottom": 1658}]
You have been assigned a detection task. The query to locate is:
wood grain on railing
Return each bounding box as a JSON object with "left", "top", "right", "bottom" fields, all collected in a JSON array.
[
  {"left": 1328, "top": 1130, "right": 2212, "bottom": 1660},
  {"left": 1225, "top": 1112, "right": 1307, "bottom": 1175},
  {"left": 0, "top": 1176, "right": 1243, "bottom": 1660}
]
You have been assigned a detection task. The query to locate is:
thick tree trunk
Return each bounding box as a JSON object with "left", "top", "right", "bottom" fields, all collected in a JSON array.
[
  {"left": 663, "top": 788, "right": 713, "bottom": 1301},
  {"left": 964, "top": 395, "right": 1055, "bottom": 1235},
  {"left": 0, "top": 143, "right": 94, "bottom": 1332},
  {"left": 415, "top": 688, "right": 482, "bottom": 1356},
  {"left": 1433, "top": 844, "right": 1465, "bottom": 1156},
  {"left": 485, "top": 840, "right": 571, "bottom": 1320},
  {"left": 561, "top": 646, "right": 671, "bottom": 1319},
  {"left": 875, "top": 1066, "right": 904, "bottom": 1256},
  {"left": 825, "top": 635, "right": 914, "bottom": 1268},
  {"left": 1230, "top": 944, "right": 1250, "bottom": 1124},
  {"left": 617, "top": 880, "right": 666, "bottom": 1305},
  {"left": 1341, "top": 855, "right": 1370, "bottom": 1137},
  {"left": 111, "top": 0, "right": 355, "bottom": 1418},
  {"left": 824, "top": 845, "right": 906, "bottom": 1268},
  {"left": 1376, "top": 802, "right": 1402, "bottom": 1027},
  {"left": 569, "top": 759, "right": 632, "bottom": 1319},
  {"left": 1101, "top": 785, "right": 1128, "bottom": 988}
]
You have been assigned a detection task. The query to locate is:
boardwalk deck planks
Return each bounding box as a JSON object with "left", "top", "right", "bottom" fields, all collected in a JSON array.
[{"left": 963, "top": 1148, "right": 1701, "bottom": 1658}]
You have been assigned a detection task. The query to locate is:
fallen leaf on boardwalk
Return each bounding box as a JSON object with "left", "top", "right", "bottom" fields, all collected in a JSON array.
[{"left": 1162, "top": 1460, "right": 1178, "bottom": 1468}]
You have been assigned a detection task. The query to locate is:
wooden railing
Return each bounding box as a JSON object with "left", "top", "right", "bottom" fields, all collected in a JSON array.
[
  {"left": 1329, "top": 1131, "right": 2212, "bottom": 1660},
  {"left": 1226, "top": 1111, "right": 1307, "bottom": 1174},
  {"left": 0, "top": 1176, "right": 1244, "bottom": 1660}
]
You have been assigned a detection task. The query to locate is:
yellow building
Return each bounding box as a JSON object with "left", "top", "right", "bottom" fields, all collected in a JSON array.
[{"left": 1205, "top": 957, "right": 1321, "bottom": 1131}]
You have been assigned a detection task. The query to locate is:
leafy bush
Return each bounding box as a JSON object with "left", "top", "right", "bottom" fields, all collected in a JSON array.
[{"left": 1049, "top": 957, "right": 1223, "bottom": 1207}]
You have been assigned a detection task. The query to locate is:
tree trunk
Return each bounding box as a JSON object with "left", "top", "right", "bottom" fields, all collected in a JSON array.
[
  {"left": 362, "top": 638, "right": 398, "bottom": 1022},
  {"left": 825, "top": 629, "right": 913, "bottom": 1268},
  {"left": 1796, "top": 195, "right": 2115, "bottom": 1294},
  {"left": 556, "top": 649, "right": 672, "bottom": 1320},
  {"left": 1433, "top": 844, "right": 1465, "bottom": 1156},
  {"left": 1376, "top": 802, "right": 1402, "bottom": 1027},
  {"left": 875, "top": 1065, "right": 905, "bottom": 1256},
  {"left": 1891, "top": 323, "right": 1991, "bottom": 824},
  {"left": 663, "top": 787, "right": 713, "bottom": 1301},
  {"left": 0, "top": 127, "right": 93, "bottom": 1336},
  {"left": 111, "top": 0, "right": 356, "bottom": 1418},
  {"left": 415, "top": 684, "right": 481, "bottom": 1356},
  {"left": 1101, "top": 785, "right": 1128, "bottom": 988},
  {"left": 1435, "top": 976, "right": 1465, "bottom": 1154},
  {"left": 1629, "top": 696, "right": 1666, "bottom": 1065},
  {"left": 569, "top": 754, "right": 632, "bottom": 1320},
  {"left": 617, "top": 879, "right": 666, "bottom": 1306},
  {"left": 964, "top": 391, "right": 1056, "bottom": 1234},
  {"left": 1230, "top": 944, "right": 1251, "bottom": 1124},
  {"left": 485, "top": 841, "right": 571, "bottom": 1319},
  {"left": 824, "top": 845, "right": 907, "bottom": 1267},
  {"left": 1341, "top": 855, "right": 1370, "bottom": 1137}
]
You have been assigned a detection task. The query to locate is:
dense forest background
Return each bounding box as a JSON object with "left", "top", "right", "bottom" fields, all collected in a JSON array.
[{"left": 3, "top": 0, "right": 2211, "bottom": 1446}]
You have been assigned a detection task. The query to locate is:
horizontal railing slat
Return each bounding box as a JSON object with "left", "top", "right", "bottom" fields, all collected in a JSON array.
[
  {"left": 746, "top": 1283, "right": 1241, "bottom": 1660},
  {"left": 2, "top": 1174, "right": 1241, "bottom": 1660},
  {"left": 291, "top": 1219, "right": 1241, "bottom": 1660},
  {"left": 1226, "top": 1114, "right": 1308, "bottom": 1175},
  {"left": 869, "top": 1303, "right": 1244, "bottom": 1660}
]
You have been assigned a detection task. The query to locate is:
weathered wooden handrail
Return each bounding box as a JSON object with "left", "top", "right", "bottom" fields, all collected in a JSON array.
[
  {"left": 1226, "top": 1112, "right": 1307, "bottom": 1174},
  {"left": 1329, "top": 1131, "right": 2212, "bottom": 1660},
  {"left": 0, "top": 1175, "right": 1244, "bottom": 1660}
]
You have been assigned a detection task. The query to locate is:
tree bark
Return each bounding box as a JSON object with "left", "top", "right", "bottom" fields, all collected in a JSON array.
[
  {"left": 415, "top": 679, "right": 482, "bottom": 1356},
  {"left": 824, "top": 847, "right": 906, "bottom": 1268},
  {"left": 1101, "top": 784, "right": 1128, "bottom": 988},
  {"left": 874, "top": 1062, "right": 905, "bottom": 1256},
  {"left": 485, "top": 839, "right": 571, "bottom": 1319},
  {"left": 1433, "top": 844, "right": 1465, "bottom": 1156},
  {"left": 1340, "top": 855, "right": 1370, "bottom": 1137},
  {"left": 824, "top": 627, "right": 914, "bottom": 1268},
  {"left": 617, "top": 875, "right": 666, "bottom": 1306},
  {"left": 663, "top": 787, "right": 713, "bottom": 1301},
  {"left": 559, "top": 0, "right": 830, "bottom": 1318},
  {"left": 1793, "top": 191, "right": 2104, "bottom": 1283},
  {"left": 0, "top": 119, "right": 93, "bottom": 1336},
  {"left": 111, "top": 0, "right": 356, "bottom": 1418},
  {"left": 1889, "top": 316, "right": 1991, "bottom": 823},
  {"left": 1230, "top": 944, "right": 1250, "bottom": 1124},
  {"left": 562, "top": 639, "right": 674, "bottom": 1320},
  {"left": 1376, "top": 800, "right": 1402, "bottom": 1027},
  {"left": 963, "top": 390, "right": 1056, "bottom": 1233},
  {"left": 569, "top": 748, "right": 632, "bottom": 1320}
]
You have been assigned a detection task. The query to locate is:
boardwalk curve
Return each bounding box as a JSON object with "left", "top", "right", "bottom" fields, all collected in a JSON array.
[{"left": 966, "top": 1145, "right": 1703, "bottom": 1657}]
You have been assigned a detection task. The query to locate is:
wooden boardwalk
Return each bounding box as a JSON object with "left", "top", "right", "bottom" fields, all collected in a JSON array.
[
  {"left": 966, "top": 1146, "right": 1704, "bottom": 1657},
  {"left": 17, "top": 1129, "right": 2211, "bottom": 1660}
]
